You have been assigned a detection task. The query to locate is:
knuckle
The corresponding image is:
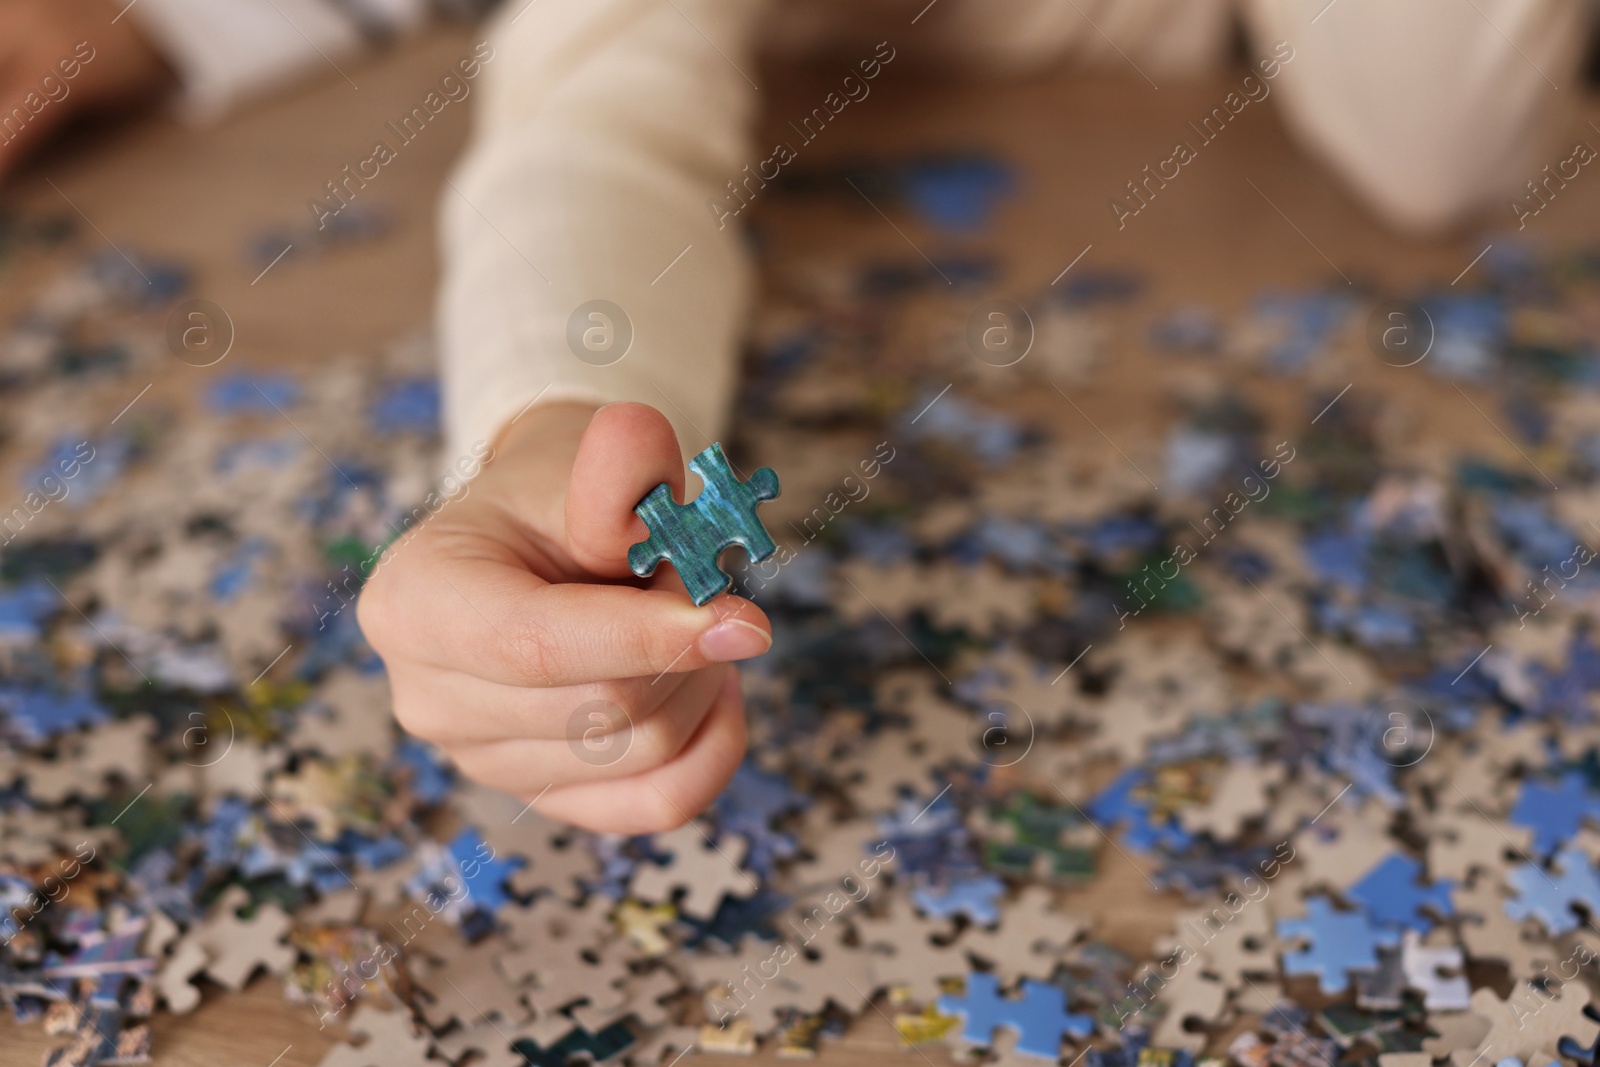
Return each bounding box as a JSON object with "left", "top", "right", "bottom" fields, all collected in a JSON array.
[
  {"left": 507, "top": 621, "right": 558, "bottom": 685},
  {"left": 638, "top": 787, "right": 691, "bottom": 833},
  {"left": 354, "top": 564, "right": 404, "bottom": 649},
  {"left": 626, "top": 710, "right": 690, "bottom": 770},
  {"left": 623, "top": 720, "right": 673, "bottom": 771},
  {"left": 390, "top": 692, "right": 448, "bottom": 744}
]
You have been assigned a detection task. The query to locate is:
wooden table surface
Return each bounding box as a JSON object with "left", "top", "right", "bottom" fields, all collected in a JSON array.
[{"left": 1, "top": 19, "right": 1598, "bottom": 1067}]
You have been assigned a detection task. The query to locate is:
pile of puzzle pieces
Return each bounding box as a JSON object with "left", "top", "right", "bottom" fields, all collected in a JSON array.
[{"left": 5, "top": 159, "right": 1600, "bottom": 1067}]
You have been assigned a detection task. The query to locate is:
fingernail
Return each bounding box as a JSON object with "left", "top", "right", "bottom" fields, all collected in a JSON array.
[{"left": 699, "top": 619, "right": 771, "bottom": 662}]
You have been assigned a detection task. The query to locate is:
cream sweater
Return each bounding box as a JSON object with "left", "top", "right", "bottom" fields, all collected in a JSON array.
[{"left": 127, "top": 0, "right": 1594, "bottom": 462}]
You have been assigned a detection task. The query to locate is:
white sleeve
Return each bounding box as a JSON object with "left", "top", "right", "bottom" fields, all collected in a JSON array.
[
  {"left": 1242, "top": 0, "right": 1594, "bottom": 233},
  {"left": 437, "top": 0, "right": 772, "bottom": 465},
  {"left": 126, "top": 0, "right": 430, "bottom": 123}
]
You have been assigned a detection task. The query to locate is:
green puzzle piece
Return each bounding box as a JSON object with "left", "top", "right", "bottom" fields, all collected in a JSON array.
[{"left": 628, "top": 442, "right": 781, "bottom": 606}]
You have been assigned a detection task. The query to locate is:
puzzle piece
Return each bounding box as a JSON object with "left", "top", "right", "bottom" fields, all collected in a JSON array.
[
  {"left": 1276, "top": 896, "right": 1399, "bottom": 995},
  {"left": 1449, "top": 984, "right": 1600, "bottom": 1067},
  {"left": 627, "top": 1025, "right": 700, "bottom": 1065},
  {"left": 1151, "top": 965, "right": 1228, "bottom": 1052},
  {"left": 318, "top": 1004, "right": 433, "bottom": 1067},
  {"left": 631, "top": 823, "right": 756, "bottom": 920},
  {"left": 415, "top": 936, "right": 532, "bottom": 1031},
  {"left": 858, "top": 900, "right": 961, "bottom": 1004},
  {"left": 446, "top": 827, "right": 525, "bottom": 916},
  {"left": 894, "top": 1003, "right": 963, "bottom": 1047},
  {"left": 1505, "top": 847, "right": 1600, "bottom": 935},
  {"left": 628, "top": 443, "right": 780, "bottom": 606},
  {"left": 911, "top": 874, "right": 1006, "bottom": 925},
  {"left": 517, "top": 1019, "right": 636, "bottom": 1067},
  {"left": 454, "top": 782, "right": 599, "bottom": 902},
  {"left": 1348, "top": 853, "right": 1454, "bottom": 933},
  {"left": 1353, "top": 944, "right": 1406, "bottom": 1012},
  {"left": 1399, "top": 930, "right": 1470, "bottom": 1011},
  {"left": 1510, "top": 774, "right": 1600, "bottom": 857},
  {"left": 1428, "top": 817, "right": 1533, "bottom": 881},
  {"left": 162, "top": 885, "right": 295, "bottom": 1005},
  {"left": 1453, "top": 878, "right": 1552, "bottom": 974},
  {"left": 572, "top": 967, "right": 681, "bottom": 1032},
  {"left": 40, "top": 1003, "right": 151, "bottom": 1067},
  {"left": 936, "top": 972, "right": 1093, "bottom": 1059},
  {"left": 613, "top": 899, "right": 678, "bottom": 958},
  {"left": 0, "top": 687, "right": 109, "bottom": 745},
  {"left": 962, "top": 885, "right": 1085, "bottom": 984},
  {"left": 1087, "top": 769, "right": 1194, "bottom": 855}
]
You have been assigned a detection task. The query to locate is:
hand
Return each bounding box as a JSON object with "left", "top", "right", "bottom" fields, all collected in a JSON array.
[
  {"left": 0, "top": 0, "right": 173, "bottom": 177},
  {"left": 357, "top": 402, "right": 772, "bottom": 834}
]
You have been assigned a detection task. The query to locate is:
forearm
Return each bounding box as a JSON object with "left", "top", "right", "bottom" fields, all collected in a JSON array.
[
  {"left": 438, "top": 0, "right": 770, "bottom": 467},
  {"left": 126, "top": 0, "right": 431, "bottom": 121}
]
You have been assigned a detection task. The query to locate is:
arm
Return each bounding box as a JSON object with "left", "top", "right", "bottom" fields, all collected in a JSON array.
[
  {"left": 361, "top": 0, "right": 776, "bottom": 833},
  {"left": 127, "top": 0, "right": 429, "bottom": 121},
  {"left": 438, "top": 0, "right": 771, "bottom": 465},
  {"left": 0, "top": 0, "right": 436, "bottom": 177},
  {"left": 1242, "top": 0, "right": 1593, "bottom": 233}
]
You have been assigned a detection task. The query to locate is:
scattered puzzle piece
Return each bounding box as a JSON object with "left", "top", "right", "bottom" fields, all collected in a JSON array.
[
  {"left": 1348, "top": 853, "right": 1454, "bottom": 932},
  {"left": 631, "top": 823, "right": 756, "bottom": 920},
  {"left": 936, "top": 972, "right": 1093, "bottom": 1059},
  {"left": 1276, "top": 896, "right": 1399, "bottom": 995},
  {"left": 1505, "top": 847, "right": 1600, "bottom": 935}
]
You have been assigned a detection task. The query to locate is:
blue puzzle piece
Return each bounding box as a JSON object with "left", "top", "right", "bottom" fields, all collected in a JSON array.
[
  {"left": 628, "top": 443, "right": 780, "bottom": 606},
  {"left": 0, "top": 687, "right": 109, "bottom": 744},
  {"left": 912, "top": 874, "right": 1005, "bottom": 925},
  {"left": 0, "top": 581, "right": 56, "bottom": 643},
  {"left": 206, "top": 373, "right": 300, "bottom": 414},
  {"left": 1506, "top": 847, "right": 1600, "bottom": 935},
  {"left": 447, "top": 828, "right": 524, "bottom": 916},
  {"left": 1347, "top": 853, "right": 1454, "bottom": 933},
  {"left": 1087, "top": 769, "right": 1194, "bottom": 854},
  {"left": 1511, "top": 773, "right": 1600, "bottom": 856},
  {"left": 899, "top": 156, "right": 1015, "bottom": 234},
  {"left": 937, "top": 972, "right": 1094, "bottom": 1059},
  {"left": 714, "top": 761, "right": 807, "bottom": 876},
  {"left": 368, "top": 378, "right": 440, "bottom": 436},
  {"left": 1276, "top": 895, "right": 1398, "bottom": 994}
]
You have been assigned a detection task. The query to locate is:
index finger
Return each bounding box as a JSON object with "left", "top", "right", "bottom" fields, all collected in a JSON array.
[{"left": 359, "top": 541, "right": 772, "bottom": 689}]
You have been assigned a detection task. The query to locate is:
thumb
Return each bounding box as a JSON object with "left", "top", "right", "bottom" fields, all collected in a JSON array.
[{"left": 565, "top": 402, "right": 687, "bottom": 578}]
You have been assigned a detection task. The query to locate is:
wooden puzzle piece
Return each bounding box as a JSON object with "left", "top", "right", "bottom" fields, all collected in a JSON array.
[
  {"left": 1448, "top": 985, "right": 1600, "bottom": 1067},
  {"left": 631, "top": 823, "right": 756, "bottom": 921},
  {"left": 317, "top": 1005, "right": 433, "bottom": 1067}
]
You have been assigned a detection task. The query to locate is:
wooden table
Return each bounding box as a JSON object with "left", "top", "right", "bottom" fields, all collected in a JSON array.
[{"left": 1, "top": 20, "right": 1597, "bottom": 1067}]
